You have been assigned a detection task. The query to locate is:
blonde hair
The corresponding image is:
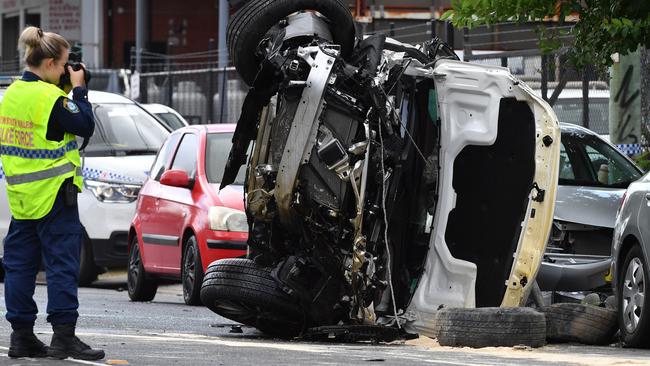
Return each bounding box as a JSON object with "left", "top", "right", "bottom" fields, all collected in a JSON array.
[{"left": 18, "top": 26, "right": 69, "bottom": 67}]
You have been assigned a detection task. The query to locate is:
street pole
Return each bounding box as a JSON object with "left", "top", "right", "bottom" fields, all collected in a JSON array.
[
  {"left": 135, "top": 0, "right": 144, "bottom": 74},
  {"left": 641, "top": 47, "right": 650, "bottom": 154},
  {"left": 609, "top": 48, "right": 641, "bottom": 148},
  {"left": 217, "top": 0, "right": 229, "bottom": 123}
]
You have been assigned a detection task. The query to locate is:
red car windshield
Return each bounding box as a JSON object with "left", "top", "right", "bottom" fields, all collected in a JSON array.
[{"left": 206, "top": 133, "right": 246, "bottom": 185}]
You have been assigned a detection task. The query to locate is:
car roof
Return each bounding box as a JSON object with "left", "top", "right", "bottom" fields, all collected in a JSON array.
[
  {"left": 141, "top": 103, "right": 171, "bottom": 113},
  {"left": 87, "top": 90, "right": 134, "bottom": 104},
  {"left": 559, "top": 122, "right": 599, "bottom": 136},
  {"left": 174, "top": 124, "right": 237, "bottom": 135}
]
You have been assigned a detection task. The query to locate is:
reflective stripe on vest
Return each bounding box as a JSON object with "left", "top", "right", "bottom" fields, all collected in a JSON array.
[
  {"left": 0, "top": 140, "right": 78, "bottom": 159},
  {"left": 5, "top": 162, "right": 81, "bottom": 185}
]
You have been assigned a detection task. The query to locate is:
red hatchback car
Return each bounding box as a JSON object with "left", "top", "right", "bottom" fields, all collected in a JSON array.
[{"left": 128, "top": 124, "right": 248, "bottom": 305}]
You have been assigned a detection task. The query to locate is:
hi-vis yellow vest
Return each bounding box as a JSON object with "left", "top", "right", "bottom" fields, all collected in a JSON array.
[{"left": 0, "top": 80, "right": 82, "bottom": 219}]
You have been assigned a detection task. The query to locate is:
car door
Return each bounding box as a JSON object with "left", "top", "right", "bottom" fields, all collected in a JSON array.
[
  {"left": 636, "top": 175, "right": 650, "bottom": 248},
  {"left": 139, "top": 133, "right": 182, "bottom": 269},
  {"left": 555, "top": 132, "right": 642, "bottom": 230},
  {"left": 155, "top": 132, "right": 199, "bottom": 273}
]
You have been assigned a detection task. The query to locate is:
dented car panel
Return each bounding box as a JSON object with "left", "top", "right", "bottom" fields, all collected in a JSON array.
[
  {"left": 405, "top": 61, "right": 560, "bottom": 335},
  {"left": 202, "top": 2, "right": 561, "bottom": 339}
]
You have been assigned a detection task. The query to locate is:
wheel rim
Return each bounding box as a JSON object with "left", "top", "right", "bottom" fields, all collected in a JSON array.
[
  {"left": 128, "top": 244, "right": 141, "bottom": 291},
  {"left": 622, "top": 257, "right": 645, "bottom": 333},
  {"left": 183, "top": 241, "right": 196, "bottom": 298}
]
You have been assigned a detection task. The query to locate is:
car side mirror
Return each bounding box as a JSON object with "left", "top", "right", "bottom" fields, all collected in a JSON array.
[{"left": 160, "top": 169, "right": 193, "bottom": 189}]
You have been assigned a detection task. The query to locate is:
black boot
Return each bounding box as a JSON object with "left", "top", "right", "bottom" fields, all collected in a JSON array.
[
  {"left": 48, "top": 324, "right": 105, "bottom": 360},
  {"left": 8, "top": 328, "right": 49, "bottom": 358}
]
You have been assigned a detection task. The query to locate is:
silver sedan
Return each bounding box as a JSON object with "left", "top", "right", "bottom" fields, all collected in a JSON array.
[{"left": 612, "top": 172, "right": 650, "bottom": 348}]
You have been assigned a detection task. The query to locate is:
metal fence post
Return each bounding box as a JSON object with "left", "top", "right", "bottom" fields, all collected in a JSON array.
[
  {"left": 445, "top": 20, "right": 454, "bottom": 48},
  {"left": 167, "top": 57, "right": 173, "bottom": 108},
  {"left": 207, "top": 39, "right": 216, "bottom": 123},
  {"left": 462, "top": 27, "right": 471, "bottom": 61},
  {"left": 582, "top": 66, "right": 590, "bottom": 129},
  {"left": 541, "top": 54, "right": 548, "bottom": 102},
  {"left": 219, "top": 66, "right": 227, "bottom": 124}
]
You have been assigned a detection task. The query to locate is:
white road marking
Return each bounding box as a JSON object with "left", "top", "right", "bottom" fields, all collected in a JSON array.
[
  {"left": 75, "top": 331, "right": 331, "bottom": 353},
  {"left": 70, "top": 332, "right": 495, "bottom": 365}
]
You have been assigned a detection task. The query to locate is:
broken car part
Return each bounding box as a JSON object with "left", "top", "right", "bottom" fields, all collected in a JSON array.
[{"left": 201, "top": 0, "right": 561, "bottom": 340}]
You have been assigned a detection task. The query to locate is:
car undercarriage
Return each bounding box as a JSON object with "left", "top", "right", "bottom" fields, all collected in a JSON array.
[{"left": 200, "top": 0, "right": 560, "bottom": 339}]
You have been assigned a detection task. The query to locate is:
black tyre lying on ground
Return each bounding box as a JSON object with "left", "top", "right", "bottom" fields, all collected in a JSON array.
[
  {"left": 227, "top": 0, "right": 356, "bottom": 86},
  {"left": 200, "top": 258, "right": 304, "bottom": 337},
  {"left": 540, "top": 303, "right": 617, "bottom": 345},
  {"left": 434, "top": 307, "right": 546, "bottom": 348}
]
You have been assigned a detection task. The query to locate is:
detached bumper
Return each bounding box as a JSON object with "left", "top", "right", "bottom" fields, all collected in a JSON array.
[{"left": 536, "top": 254, "right": 612, "bottom": 291}]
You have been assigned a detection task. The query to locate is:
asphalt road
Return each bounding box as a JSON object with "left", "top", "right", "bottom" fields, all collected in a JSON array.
[{"left": 0, "top": 273, "right": 649, "bottom": 366}]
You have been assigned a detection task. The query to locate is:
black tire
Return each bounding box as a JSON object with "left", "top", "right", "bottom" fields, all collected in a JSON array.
[
  {"left": 617, "top": 245, "right": 650, "bottom": 348},
  {"left": 78, "top": 235, "right": 99, "bottom": 286},
  {"left": 200, "top": 258, "right": 304, "bottom": 337},
  {"left": 434, "top": 307, "right": 546, "bottom": 348},
  {"left": 540, "top": 303, "right": 617, "bottom": 345},
  {"left": 227, "top": 0, "right": 355, "bottom": 86},
  {"left": 127, "top": 237, "right": 158, "bottom": 302},
  {"left": 182, "top": 235, "right": 204, "bottom": 306}
]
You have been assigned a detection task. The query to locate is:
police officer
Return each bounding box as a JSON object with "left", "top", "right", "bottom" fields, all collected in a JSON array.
[{"left": 1, "top": 26, "right": 104, "bottom": 360}]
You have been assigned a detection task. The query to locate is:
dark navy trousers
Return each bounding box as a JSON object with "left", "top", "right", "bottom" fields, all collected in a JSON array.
[{"left": 3, "top": 188, "right": 82, "bottom": 329}]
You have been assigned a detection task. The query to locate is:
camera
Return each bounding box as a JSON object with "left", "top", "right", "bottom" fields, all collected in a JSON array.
[{"left": 59, "top": 44, "right": 91, "bottom": 90}]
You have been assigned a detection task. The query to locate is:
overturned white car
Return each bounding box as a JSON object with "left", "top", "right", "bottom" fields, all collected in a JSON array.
[{"left": 200, "top": 0, "right": 560, "bottom": 341}]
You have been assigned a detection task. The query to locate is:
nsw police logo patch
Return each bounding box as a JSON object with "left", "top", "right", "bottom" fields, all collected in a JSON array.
[{"left": 62, "top": 98, "right": 80, "bottom": 114}]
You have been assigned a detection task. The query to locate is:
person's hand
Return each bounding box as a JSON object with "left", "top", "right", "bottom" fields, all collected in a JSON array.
[{"left": 68, "top": 63, "right": 86, "bottom": 88}]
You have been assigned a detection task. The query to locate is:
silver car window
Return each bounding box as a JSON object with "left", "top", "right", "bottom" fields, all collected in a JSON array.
[
  {"left": 559, "top": 133, "right": 642, "bottom": 188},
  {"left": 87, "top": 103, "right": 168, "bottom": 156},
  {"left": 150, "top": 133, "right": 182, "bottom": 181},
  {"left": 170, "top": 133, "right": 199, "bottom": 176},
  {"left": 205, "top": 133, "right": 246, "bottom": 185}
]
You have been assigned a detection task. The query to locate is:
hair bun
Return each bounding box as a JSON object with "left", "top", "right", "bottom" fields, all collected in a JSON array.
[{"left": 19, "top": 26, "right": 42, "bottom": 48}]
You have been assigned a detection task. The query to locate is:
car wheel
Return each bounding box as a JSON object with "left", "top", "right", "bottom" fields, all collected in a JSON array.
[
  {"left": 540, "top": 303, "right": 617, "bottom": 345},
  {"left": 127, "top": 237, "right": 158, "bottom": 302},
  {"left": 434, "top": 307, "right": 546, "bottom": 348},
  {"left": 182, "top": 235, "right": 204, "bottom": 306},
  {"left": 618, "top": 245, "right": 650, "bottom": 348},
  {"left": 78, "top": 234, "right": 99, "bottom": 286},
  {"left": 200, "top": 258, "right": 304, "bottom": 337},
  {"left": 227, "top": 0, "right": 355, "bottom": 86}
]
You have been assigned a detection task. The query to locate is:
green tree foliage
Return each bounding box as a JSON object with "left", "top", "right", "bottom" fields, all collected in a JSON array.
[{"left": 443, "top": 0, "right": 650, "bottom": 70}]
